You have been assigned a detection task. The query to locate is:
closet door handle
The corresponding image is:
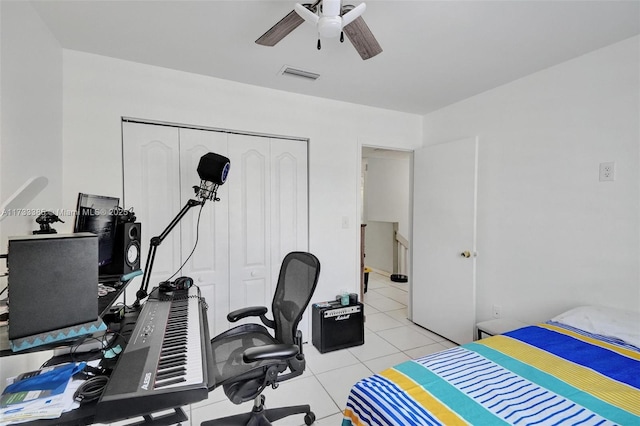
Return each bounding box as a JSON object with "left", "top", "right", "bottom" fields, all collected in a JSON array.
[{"left": 460, "top": 251, "right": 471, "bottom": 258}]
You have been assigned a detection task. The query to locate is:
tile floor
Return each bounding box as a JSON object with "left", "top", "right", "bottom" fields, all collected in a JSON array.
[{"left": 170, "top": 272, "right": 456, "bottom": 425}]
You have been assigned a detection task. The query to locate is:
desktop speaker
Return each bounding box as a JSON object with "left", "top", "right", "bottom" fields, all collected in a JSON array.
[
  {"left": 99, "top": 222, "right": 141, "bottom": 278},
  {"left": 7, "top": 233, "right": 99, "bottom": 340}
]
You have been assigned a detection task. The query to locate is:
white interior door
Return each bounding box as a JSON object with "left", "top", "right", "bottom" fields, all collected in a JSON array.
[
  {"left": 412, "top": 137, "right": 478, "bottom": 344},
  {"left": 179, "top": 128, "right": 230, "bottom": 336}
]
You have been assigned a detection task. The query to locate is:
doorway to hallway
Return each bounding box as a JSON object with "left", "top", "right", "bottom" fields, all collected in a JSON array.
[{"left": 360, "top": 146, "right": 411, "bottom": 309}]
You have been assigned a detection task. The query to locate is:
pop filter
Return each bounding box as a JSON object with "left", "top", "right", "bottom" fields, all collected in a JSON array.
[
  {"left": 195, "top": 153, "right": 230, "bottom": 202},
  {"left": 197, "top": 153, "right": 230, "bottom": 185}
]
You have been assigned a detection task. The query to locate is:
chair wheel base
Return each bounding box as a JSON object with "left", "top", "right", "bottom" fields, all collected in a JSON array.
[
  {"left": 201, "top": 402, "right": 314, "bottom": 426},
  {"left": 304, "top": 411, "right": 316, "bottom": 425}
]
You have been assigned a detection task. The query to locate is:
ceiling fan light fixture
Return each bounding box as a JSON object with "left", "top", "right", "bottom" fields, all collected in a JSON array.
[{"left": 318, "top": 16, "right": 342, "bottom": 38}]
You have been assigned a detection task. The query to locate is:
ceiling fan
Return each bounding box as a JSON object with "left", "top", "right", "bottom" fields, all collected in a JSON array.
[{"left": 256, "top": 0, "right": 382, "bottom": 60}]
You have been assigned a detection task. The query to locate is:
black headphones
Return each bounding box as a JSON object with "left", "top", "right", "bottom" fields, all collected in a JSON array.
[{"left": 159, "top": 276, "right": 193, "bottom": 292}]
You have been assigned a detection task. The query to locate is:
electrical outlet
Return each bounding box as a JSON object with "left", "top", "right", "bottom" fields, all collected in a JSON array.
[
  {"left": 492, "top": 305, "right": 502, "bottom": 319},
  {"left": 599, "top": 162, "right": 615, "bottom": 182}
]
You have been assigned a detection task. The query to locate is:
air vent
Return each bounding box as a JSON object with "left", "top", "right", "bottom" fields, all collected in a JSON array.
[{"left": 279, "top": 66, "right": 320, "bottom": 81}]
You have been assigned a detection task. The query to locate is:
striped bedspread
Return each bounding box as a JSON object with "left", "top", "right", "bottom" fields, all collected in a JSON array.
[{"left": 343, "top": 323, "right": 640, "bottom": 426}]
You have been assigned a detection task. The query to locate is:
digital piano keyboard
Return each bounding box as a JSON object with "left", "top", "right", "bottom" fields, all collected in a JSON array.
[{"left": 95, "top": 286, "right": 213, "bottom": 423}]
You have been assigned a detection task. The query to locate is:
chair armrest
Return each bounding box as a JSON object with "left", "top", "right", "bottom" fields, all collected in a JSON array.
[
  {"left": 227, "top": 306, "right": 268, "bottom": 322},
  {"left": 243, "top": 344, "right": 299, "bottom": 363}
]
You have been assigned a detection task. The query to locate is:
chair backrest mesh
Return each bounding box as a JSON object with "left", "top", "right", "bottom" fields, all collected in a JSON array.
[{"left": 272, "top": 252, "right": 321, "bottom": 344}]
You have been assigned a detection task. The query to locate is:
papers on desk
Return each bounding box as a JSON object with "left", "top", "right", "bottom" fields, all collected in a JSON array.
[{"left": 0, "top": 361, "right": 91, "bottom": 425}]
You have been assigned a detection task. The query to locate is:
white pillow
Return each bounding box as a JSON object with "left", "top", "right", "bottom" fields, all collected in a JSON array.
[{"left": 551, "top": 305, "right": 640, "bottom": 348}]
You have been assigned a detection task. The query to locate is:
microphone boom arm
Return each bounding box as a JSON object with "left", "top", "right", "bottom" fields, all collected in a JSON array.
[
  {"left": 135, "top": 198, "right": 203, "bottom": 305},
  {"left": 134, "top": 151, "right": 230, "bottom": 305}
]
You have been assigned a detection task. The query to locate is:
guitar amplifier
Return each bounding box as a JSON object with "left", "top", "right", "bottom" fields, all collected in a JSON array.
[{"left": 312, "top": 302, "right": 364, "bottom": 353}]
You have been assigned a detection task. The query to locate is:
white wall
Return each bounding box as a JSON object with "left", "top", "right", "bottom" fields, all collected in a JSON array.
[
  {"left": 365, "top": 156, "right": 411, "bottom": 237},
  {"left": 0, "top": 1, "right": 63, "bottom": 246},
  {"left": 0, "top": 0, "right": 62, "bottom": 391},
  {"left": 422, "top": 36, "right": 640, "bottom": 324},
  {"left": 363, "top": 221, "right": 394, "bottom": 273},
  {"left": 59, "top": 50, "right": 422, "bottom": 304}
]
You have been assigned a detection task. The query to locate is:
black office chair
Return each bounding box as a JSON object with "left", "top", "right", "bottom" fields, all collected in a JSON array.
[{"left": 202, "top": 251, "right": 321, "bottom": 426}]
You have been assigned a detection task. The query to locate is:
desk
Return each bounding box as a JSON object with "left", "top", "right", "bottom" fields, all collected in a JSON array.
[
  {"left": 0, "top": 307, "right": 142, "bottom": 426},
  {"left": 2, "top": 285, "right": 210, "bottom": 425}
]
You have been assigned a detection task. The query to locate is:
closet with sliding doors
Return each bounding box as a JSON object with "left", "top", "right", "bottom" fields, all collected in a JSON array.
[{"left": 122, "top": 120, "right": 309, "bottom": 337}]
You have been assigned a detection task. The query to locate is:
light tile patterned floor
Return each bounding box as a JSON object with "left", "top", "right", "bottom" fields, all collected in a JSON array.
[{"left": 133, "top": 272, "right": 456, "bottom": 426}]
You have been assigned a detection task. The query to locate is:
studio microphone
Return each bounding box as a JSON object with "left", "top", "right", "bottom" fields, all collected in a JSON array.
[{"left": 195, "top": 152, "right": 230, "bottom": 201}]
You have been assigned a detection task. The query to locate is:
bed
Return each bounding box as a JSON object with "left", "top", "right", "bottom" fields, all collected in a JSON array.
[{"left": 342, "top": 306, "right": 640, "bottom": 426}]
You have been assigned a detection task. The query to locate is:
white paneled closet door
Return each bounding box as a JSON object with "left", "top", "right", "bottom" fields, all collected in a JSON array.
[
  {"left": 123, "top": 122, "right": 309, "bottom": 338},
  {"left": 270, "top": 139, "right": 309, "bottom": 269},
  {"left": 179, "top": 129, "right": 230, "bottom": 336},
  {"left": 226, "top": 135, "right": 309, "bottom": 335},
  {"left": 122, "top": 123, "right": 182, "bottom": 296},
  {"left": 270, "top": 139, "right": 310, "bottom": 336},
  {"left": 227, "top": 134, "right": 272, "bottom": 317}
]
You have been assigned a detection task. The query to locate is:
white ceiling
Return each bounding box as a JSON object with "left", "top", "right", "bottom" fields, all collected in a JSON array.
[{"left": 30, "top": 0, "right": 640, "bottom": 115}]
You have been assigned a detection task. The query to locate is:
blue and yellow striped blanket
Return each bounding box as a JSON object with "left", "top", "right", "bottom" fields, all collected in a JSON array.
[{"left": 343, "top": 323, "right": 640, "bottom": 425}]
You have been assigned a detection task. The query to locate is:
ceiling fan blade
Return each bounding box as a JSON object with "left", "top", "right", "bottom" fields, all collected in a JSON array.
[
  {"left": 294, "top": 3, "right": 319, "bottom": 25},
  {"left": 341, "top": 3, "right": 366, "bottom": 27},
  {"left": 343, "top": 16, "right": 382, "bottom": 60},
  {"left": 256, "top": 10, "right": 305, "bottom": 46}
]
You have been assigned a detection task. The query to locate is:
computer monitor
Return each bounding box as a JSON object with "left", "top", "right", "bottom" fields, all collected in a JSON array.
[{"left": 74, "top": 193, "right": 119, "bottom": 267}]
